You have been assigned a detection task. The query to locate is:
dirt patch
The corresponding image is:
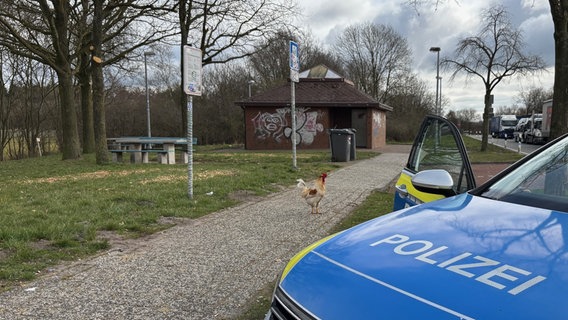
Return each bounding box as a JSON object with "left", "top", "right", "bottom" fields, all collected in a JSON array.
[
  {"left": 229, "top": 190, "right": 265, "bottom": 203},
  {"left": 21, "top": 169, "right": 157, "bottom": 184},
  {"left": 0, "top": 248, "right": 10, "bottom": 260},
  {"left": 30, "top": 239, "right": 53, "bottom": 251},
  {"left": 96, "top": 230, "right": 138, "bottom": 250}
]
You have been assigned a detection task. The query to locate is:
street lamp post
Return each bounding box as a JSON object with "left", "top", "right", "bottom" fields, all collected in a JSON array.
[
  {"left": 144, "top": 51, "right": 155, "bottom": 137},
  {"left": 248, "top": 79, "right": 255, "bottom": 98},
  {"left": 429, "top": 47, "right": 441, "bottom": 116}
]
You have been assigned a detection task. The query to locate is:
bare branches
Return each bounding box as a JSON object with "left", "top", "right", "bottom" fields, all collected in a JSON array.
[
  {"left": 404, "top": 0, "right": 460, "bottom": 14},
  {"left": 443, "top": 4, "right": 546, "bottom": 151},
  {"left": 334, "top": 22, "right": 412, "bottom": 102},
  {"left": 179, "top": 0, "right": 300, "bottom": 66},
  {"left": 443, "top": 5, "right": 545, "bottom": 91}
]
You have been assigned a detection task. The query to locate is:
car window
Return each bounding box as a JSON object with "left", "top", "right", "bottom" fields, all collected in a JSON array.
[
  {"left": 481, "top": 136, "right": 568, "bottom": 213},
  {"left": 407, "top": 116, "right": 475, "bottom": 194}
]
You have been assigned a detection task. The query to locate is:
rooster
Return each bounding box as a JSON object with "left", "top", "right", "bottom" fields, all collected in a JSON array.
[{"left": 296, "top": 173, "right": 327, "bottom": 214}]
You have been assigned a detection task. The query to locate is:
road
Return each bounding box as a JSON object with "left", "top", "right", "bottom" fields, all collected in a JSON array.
[{"left": 468, "top": 135, "right": 542, "bottom": 155}]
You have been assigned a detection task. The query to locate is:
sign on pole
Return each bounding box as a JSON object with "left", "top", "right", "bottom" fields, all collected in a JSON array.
[
  {"left": 289, "top": 41, "right": 299, "bottom": 169},
  {"left": 183, "top": 46, "right": 202, "bottom": 199},
  {"left": 289, "top": 41, "right": 300, "bottom": 71},
  {"left": 289, "top": 40, "right": 300, "bottom": 83},
  {"left": 183, "top": 46, "right": 202, "bottom": 96}
]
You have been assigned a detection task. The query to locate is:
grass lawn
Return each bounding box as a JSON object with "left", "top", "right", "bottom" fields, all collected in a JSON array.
[
  {"left": 463, "top": 135, "right": 525, "bottom": 163},
  {"left": 0, "top": 147, "right": 378, "bottom": 290}
]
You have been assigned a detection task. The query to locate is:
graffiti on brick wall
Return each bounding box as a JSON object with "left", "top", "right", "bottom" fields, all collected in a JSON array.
[
  {"left": 251, "top": 108, "right": 324, "bottom": 145},
  {"left": 373, "top": 111, "right": 383, "bottom": 136}
]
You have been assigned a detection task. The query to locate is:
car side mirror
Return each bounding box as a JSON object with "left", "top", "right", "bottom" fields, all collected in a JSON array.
[{"left": 411, "top": 169, "right": 456, "bottom": 197}]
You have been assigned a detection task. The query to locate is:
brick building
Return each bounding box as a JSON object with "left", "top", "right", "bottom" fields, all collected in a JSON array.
[{"left": 236, "top": 65, "right": 392, "bottom": 150}]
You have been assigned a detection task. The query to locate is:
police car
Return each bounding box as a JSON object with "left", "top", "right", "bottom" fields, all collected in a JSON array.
[{"left": 266, "top": 115, "right": 568, "bottom": 319}]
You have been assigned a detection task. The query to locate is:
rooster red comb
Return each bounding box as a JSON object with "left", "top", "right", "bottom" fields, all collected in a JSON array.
[{"left": 321, "top": 173, "right": 328, "bottom": 180}]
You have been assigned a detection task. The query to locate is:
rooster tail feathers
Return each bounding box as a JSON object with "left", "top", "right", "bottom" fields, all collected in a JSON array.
[{"left": 296, "top": 179, "right": 306, "bottom": 188}]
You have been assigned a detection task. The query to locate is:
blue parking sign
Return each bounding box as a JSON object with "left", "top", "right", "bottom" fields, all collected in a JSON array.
[{"left": 289, "top": 41, "right": 299, "bottom": 71}]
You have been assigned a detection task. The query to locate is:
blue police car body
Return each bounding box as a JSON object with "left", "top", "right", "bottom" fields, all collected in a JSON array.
[{"left": 276, "top": 193, "right": 564, "bottom": 319}]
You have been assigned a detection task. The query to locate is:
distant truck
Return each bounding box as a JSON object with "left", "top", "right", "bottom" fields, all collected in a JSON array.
[
  {"left": 514, "top": 117, "right": 530, "bottom": 142},
  {"left": 522, "top": 114, "right": 543, "bottom": 144},
  {"left": 523, "top": 100, "right": 552, "bottom": 144},
  {"left": 490, "top": 114, "right": 518, "bottom": 139}
]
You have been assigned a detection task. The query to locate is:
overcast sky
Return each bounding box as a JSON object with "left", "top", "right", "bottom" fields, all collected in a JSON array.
[{"left": 297, "top": 0, "right": 554, "bottom": 113}]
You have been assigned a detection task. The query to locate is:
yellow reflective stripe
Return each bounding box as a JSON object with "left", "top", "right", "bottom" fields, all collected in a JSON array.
[
  {"left": 280, "top": 233, "right": 341, "bottom": 282},
  {"left": 396, "top": 172, "right": 445, "bottom": 204}
]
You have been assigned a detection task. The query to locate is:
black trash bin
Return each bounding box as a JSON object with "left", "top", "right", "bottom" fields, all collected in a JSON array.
[{"left": 329, "top": 129, "right": 353, "bottom": 162}]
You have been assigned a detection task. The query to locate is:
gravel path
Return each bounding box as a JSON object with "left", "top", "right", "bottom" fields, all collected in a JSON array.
[{"left": 0, "top": 152, "right": 407, "bottom": 320}]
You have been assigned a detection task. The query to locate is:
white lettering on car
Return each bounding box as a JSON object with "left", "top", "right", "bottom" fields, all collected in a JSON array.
[
  {"left": 508, "top": 275, "right": 547, "bottom": 295},
  {"left": 370, "top": 234, "right": 547, "bottom": 295},
  {"left": 415, "top": 246, "right": 449, "bottom": 264},
  {"left": 476, "top": 264, "right": 529, "bottom": 289},
  {"left": 437, "top": 252, "right": 473, "bottom": 268},
  {"left": 394, "top": 240, "right": 434, "bottom": 255},
  {"left": 446, "top": 256, "right": 499, "bottom": 278}
]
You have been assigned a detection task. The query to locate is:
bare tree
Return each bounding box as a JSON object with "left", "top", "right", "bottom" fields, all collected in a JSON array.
[
  {"left": 334, "top": 22, "right": 412, "bottom": 102},
  {"left": 443, "top": 5, "right": 545, "bottom": 151},
  {"left": 517, "top": 87, "right": 554, "bottom": 115},
  {"left": 76, "top": 0, "right": 95, "bottom": 154},
  {"left": 196, "top": 63, "right": 249, "bottom": 144},
  {"left": 91, "top": 0, "right": 108, "bottom": 164},
  {"left": 0, "top": 52, "right": 58, "bottom": 160},
  {"left": 0, "top": 51, "right": 11, "bottom": 160},
  {"left": 0, "top": 1, "right": 175, "bottom": 161},
  {"left": 82, "top": 1, "right": 174, "bottom": 163},
  {"left": 249, "top": 30, "right": 344, "bottom": 90},
  {"left": 494, "top": 105, "right": 522, "bottom": 115},
  {"left": 177, "top": 0, "right": 300, "bottom": 132},
  {"left": 386, "top": 73, "right": 436, "bottom": 141},
  {"left": 0, "top": 1, "right": 84, "bottom": 159},
  {"left": 457, "top": 108, "right": 481, "bottom": 122}
]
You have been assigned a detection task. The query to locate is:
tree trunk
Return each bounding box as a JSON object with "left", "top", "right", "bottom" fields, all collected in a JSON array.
[
  {"left": 550, "top": 0, "right": 568, "bottom": 139},
  {"left": 79, "top": 71, "right": 95, "bottom": 153},
  {"left": 58, "top": 71, "right": 82, "bottom": 160},
  {"left": 92, "top": 65, "right": 109, "bottom": 164},
  {"left": 92, "top": 0, "right": 109, "bottom": 164},
  {"left": 481, "top": 92, "right": 493, "bottom": 152},
  {"left": 53, "top": 0, "right": 81, "bottom": 160}
]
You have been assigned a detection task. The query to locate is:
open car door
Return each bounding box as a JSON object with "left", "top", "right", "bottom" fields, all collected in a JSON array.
[{"left": 393, "top": 115, "right": 476, "bottom": 210}]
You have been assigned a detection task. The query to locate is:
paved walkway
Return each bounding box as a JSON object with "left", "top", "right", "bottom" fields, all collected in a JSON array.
[{"left": 0, "top": 152, "right": 408, "bottom": 320}]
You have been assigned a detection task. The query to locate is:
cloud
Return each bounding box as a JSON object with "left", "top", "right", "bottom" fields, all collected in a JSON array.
[
  {"left": 519, "top": 13, "right": 555, "bottom": 65},
  {"left": 521, "top": 0, "right": 549, "bottom": 12},
  {"left": 299, "top": 0, "right": 554, "bottom": 111},
  {"left": 300, "top": 0, "right": 400, "bottom": 44}
]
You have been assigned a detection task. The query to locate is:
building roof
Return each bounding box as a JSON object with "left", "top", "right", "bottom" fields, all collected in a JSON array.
[
  {"left": 299, "top": 64, "right": 343, "bottom": 79},
  {"left": 236, "top": 65, "right": 392, "bottom": 112}
]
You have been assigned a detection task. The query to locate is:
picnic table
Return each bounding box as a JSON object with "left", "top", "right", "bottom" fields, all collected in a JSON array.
[{"left": 108, "top": 137, "right": 194, "bottom": 164}]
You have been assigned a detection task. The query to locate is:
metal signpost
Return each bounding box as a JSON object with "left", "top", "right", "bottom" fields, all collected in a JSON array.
[
  {"left": 183, "top": 45, "right": 202, "bottom": 199},
  {"left": 289, "top": 40, "right": 299, "bottom": 169}
]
